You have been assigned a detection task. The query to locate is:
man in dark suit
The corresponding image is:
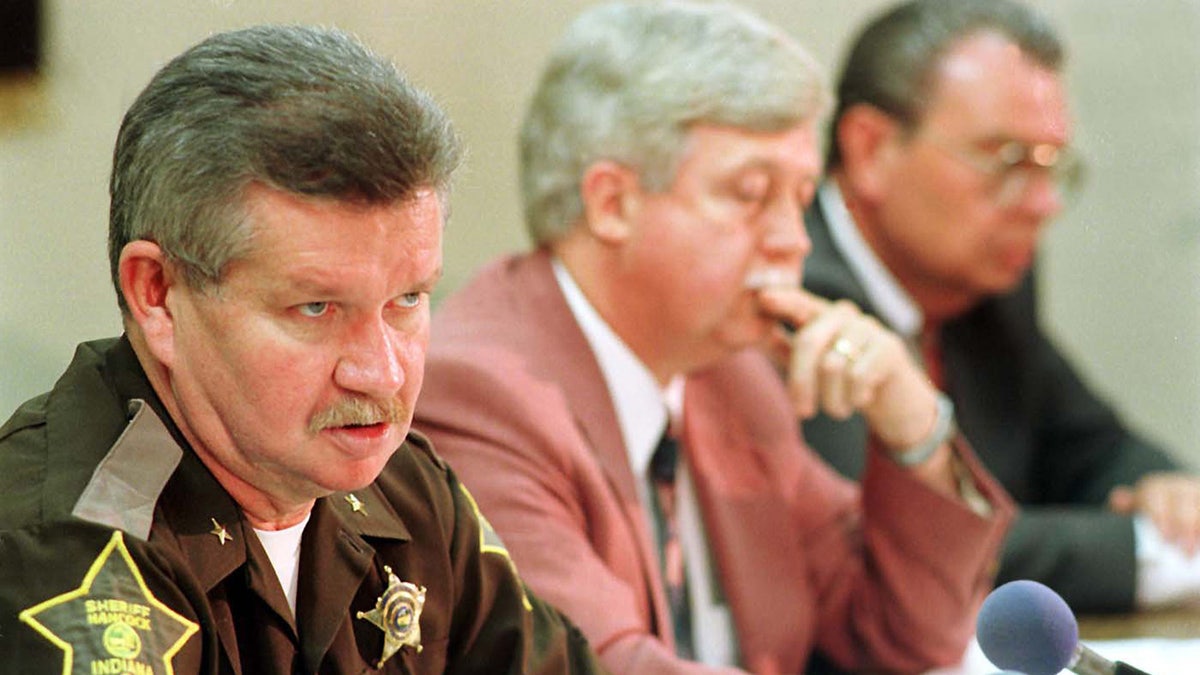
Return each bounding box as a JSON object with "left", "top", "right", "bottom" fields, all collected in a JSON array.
[{"left": 803, "top": 0, "right": 1200, "bottom": 613}]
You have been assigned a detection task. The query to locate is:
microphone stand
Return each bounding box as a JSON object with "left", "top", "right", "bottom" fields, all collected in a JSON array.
[
  {"left": 1068, "top": 643, "right": 1113, "bottom": 675},
  {"left": 1068, "top": 642, "right": 1153, "bottom": 675}
]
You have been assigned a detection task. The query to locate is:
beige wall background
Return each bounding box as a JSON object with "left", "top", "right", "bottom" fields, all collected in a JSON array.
[{"left": 3, "top": 1, "right": 1199, "bottom": 467}]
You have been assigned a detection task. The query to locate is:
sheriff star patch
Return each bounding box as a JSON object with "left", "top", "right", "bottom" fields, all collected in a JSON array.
[{"left": 19, "top": 530, "right": 199, "bottom": 675}]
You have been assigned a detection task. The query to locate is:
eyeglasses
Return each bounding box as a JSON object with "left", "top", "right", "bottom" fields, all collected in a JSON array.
[{"left": 919, "top": 135, "right": 1085, "bottom": 208}]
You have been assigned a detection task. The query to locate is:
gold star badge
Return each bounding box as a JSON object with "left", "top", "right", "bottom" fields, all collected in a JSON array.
[
  {"left": 345, "top": 493, "right": 367, "bottom": 516},
  {"left": 19, "top": 531, "right": 199, "bottom": 675},
  {"left": 356, "top": 566, "right": 425, "bottom": 667},
  {"left": 209, "top": 518, "right": 231, "bottom": 546}
]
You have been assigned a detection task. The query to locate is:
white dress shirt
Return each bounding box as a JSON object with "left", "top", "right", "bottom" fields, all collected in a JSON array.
[{"left": 552, "top": 258, "right": 740, "bottom": 665}]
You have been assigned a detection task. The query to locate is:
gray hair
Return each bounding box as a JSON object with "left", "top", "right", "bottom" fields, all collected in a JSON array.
[
  {"left": 827, "top": 0, "right": 1063, "bottom": 168},
  {"left": 519, "top": 1, "right": 826, "bottom": 245},
  {"left": 109, "top": 24, "right": 462, "bottom": 311}
]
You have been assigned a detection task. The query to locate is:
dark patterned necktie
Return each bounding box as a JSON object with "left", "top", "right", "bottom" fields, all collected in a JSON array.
[{"left": 649, "top": 431, "right": 693, "bottom": 658}]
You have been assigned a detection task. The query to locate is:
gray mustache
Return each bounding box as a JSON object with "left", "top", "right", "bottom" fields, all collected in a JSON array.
[{"left": 308, "top": 397, "right": 407, "bottom": 434}]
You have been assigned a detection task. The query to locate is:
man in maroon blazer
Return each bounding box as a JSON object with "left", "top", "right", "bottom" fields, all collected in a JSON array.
[{"left": 415, "top": 3, "right": 1015, "bottom": 673}]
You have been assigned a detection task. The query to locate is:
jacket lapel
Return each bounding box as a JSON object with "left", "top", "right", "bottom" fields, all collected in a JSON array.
[
  {"left": 683, "top": 372, "right": 810, "bottom": 672},
  {"left": 803, "top": 196, "right": 877, "bottom": 312},
  {"left": 515, "top": 251, "right": 674, "bottom": 640}
]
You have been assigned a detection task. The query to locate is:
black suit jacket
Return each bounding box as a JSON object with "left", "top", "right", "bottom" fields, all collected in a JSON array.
[{"left": 801, "top": 196, "right": 1180, "bottom": 612}]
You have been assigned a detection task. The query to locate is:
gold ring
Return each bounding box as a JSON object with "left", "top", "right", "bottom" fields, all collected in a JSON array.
[{"left": 832, "top": 337, "right": 860, "bottom": 362}]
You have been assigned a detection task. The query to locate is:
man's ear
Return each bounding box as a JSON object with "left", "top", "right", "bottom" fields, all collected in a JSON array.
[
  {"left": 119, "top": 240, "right": 178, "bottom": 368},
  {"left": 836, "top": 103, "right": 905, "bottom": 201},
  {"left": 579, "top": 160, "right": 642, "bottom": 245}
]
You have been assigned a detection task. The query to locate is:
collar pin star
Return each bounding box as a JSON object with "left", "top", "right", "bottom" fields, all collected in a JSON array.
[
  {"left": 209, "top": 517, "right": 232, "bottom": 546},
  {"left": 345, "top": 493, "right": 368, "bottom": 516}
]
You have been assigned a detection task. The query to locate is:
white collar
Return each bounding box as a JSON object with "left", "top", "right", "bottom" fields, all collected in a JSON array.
[
  {"left": 550, "top": 258, "right": 678, "bottom": 479},
  {"left": 819, "top": 179, "right": 924, "bottom": 340}
]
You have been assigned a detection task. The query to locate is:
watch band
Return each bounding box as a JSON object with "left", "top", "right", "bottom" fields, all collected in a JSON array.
[{"left": 892, "top": 392, "right": 955, "bottom": 466}]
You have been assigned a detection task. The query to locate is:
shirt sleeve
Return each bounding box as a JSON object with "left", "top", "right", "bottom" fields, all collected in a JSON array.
[
  {"left": 1133, "top": 514, "right": 1200, "bottom": 608},
  {"left": 0, "top": 520, "right": 210, "bottom": 673}
]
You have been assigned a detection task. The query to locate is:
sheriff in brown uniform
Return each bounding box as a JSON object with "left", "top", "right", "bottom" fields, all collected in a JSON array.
[
  {"left": 0, "top": 339, "right": 595, "bottom": 674},
  {"left": 0, "top": 25, "right": 602, "bottom": 675}
]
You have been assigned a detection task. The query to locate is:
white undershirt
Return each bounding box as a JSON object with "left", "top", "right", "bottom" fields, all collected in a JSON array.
[
  {"left": 552, "top": 258, "right": 738, "bottom": 666},
  {"left": 254, "top": 513, "right": 311, "bottom": 618}
]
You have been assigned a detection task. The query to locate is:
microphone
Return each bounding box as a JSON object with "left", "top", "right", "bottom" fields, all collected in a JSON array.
[{"left": 976, "top": 580, "right": 1152, "bottom": 675}]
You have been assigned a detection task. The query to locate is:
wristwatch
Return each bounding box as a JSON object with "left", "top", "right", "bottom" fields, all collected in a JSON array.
[{"left": 892, "top": 392, "right": 956, "bottom": 466}]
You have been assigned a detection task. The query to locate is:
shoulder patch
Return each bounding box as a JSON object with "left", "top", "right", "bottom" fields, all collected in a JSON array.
[
  {"left": 456, "top": 483, "right": 509, "bottom": 559},
  {"left": 19, "top": 530, "right": 199, "bottom": 674},
  {"left": 457, "top": 483, "right": 531, "bottom": 611}
]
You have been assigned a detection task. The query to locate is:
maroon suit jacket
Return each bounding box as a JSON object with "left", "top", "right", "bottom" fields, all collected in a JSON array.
[{"left": 415, "top": 250, "right": 1013, "bottom": 674}]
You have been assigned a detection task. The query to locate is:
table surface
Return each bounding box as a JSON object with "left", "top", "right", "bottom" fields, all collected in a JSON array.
[{"left": 1078, "top": 606, "right": 1200, "bottom": 640}]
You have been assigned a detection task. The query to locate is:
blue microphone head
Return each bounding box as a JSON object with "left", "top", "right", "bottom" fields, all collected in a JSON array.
[{"left": 976, "top": 580, "right": 1078, "bottom": 675}]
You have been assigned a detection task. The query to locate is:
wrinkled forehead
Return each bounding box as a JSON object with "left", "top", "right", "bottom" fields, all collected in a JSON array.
[
  {"left": 674, "top": 122, "right": 822, "bottom": 182},
  {"left": 239, "top": 181, "right": 443, "bottom": 239},
  {"left": 229, "top": 183, "right": 444, "bottom": 286}
]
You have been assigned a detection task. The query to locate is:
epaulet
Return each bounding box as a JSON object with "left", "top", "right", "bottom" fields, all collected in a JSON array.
[
  {"left": 403, "top": 428, "right": 447, "bottom": 471},
  {"left": 71, "top": 399, "right": 184, "bottom": 540}
]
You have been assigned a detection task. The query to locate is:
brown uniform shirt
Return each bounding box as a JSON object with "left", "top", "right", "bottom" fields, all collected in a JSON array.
[{"left": 0, "top": 336, "right": 604, "bottom": 674}]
